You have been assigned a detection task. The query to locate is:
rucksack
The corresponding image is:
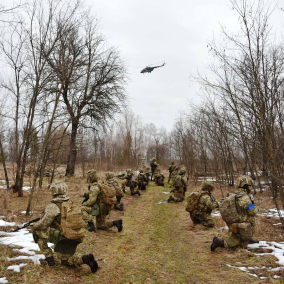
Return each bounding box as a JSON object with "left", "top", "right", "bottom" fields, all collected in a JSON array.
[
  {"left": 60, "top": 200, "right": 85, "bottom": 240},
  {"left": 99, "top": 182, "right": 117, "bottom": 205},
  {"left": 185, "top": 191, "right": 204, "bottom": 214},
  {"left": 219, "top": 193, "right": 240, "bottom": 224},
  {"left": 172, "top": 175, "right": 183, "bottom": 188}
]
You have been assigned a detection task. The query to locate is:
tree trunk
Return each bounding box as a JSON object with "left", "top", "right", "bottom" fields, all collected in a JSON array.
[
  {"left": 65, "top": 121, "right": 79, "bottom": 176},
  {"left": 0, "top": 135, "right": 9, "bottom": 191}
]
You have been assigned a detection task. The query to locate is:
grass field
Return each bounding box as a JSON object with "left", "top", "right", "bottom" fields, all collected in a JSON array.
[{"left": 0, "top": 175, "right": 284, "bottom": 283}]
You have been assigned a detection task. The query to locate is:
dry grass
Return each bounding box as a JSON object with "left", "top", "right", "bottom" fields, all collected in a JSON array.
[{"left": 0, "top": 168, "right": 283, "bottom": 283}]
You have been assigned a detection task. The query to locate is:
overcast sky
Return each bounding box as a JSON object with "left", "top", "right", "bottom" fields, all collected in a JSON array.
[{"left": 3, "top": 0, "right": 284, "bottom": 131}]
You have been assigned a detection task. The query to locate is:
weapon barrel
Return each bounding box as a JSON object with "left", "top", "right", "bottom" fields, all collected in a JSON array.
[{"left": 13, "top": 217, "right": 40, "bottom": 232}]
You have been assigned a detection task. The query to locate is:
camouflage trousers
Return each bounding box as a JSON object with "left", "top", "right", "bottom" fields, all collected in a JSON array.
[
  {"left": 224, "top": 224, "right": 255, "bottom": 249},
  {"left": 37, "top": 238, "right": 83, "bottom": 266},
  {"left": 81, "top": 205, "right": 96, "bottom": 227},
  {"left": 114, "top": 196, "right": 123, "bottom": 210},
  {"left": 96, "top": 214, "right": 113, "bottom": 230},
  {"left": 173, "top": 188, "right": 184, "bottom": 202},
  {"left": 193, "top": 215, "right": 215, "bottom": 227}
]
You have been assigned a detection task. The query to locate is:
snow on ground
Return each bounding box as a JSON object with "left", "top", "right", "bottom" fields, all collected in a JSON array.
[
  {"left": 0, "top": 220, "right": 16, "bottom": 227},
  {"left": 259, "top": 208, "right": 284, "bottom": 219},
  {"left": 0, "top": 219, "right": 50, "bottom": 278},
  {"left": 0, "top": 278, "right": 8, "bottom": 284},
  {"left": 211, "top": 210, "right": 221, "bottom": 217},
  {"left": 162, "top": 192, "right": 170, "bottom": 194},
  {"left": 196, "top": 177, "right": 216, "bottom": 182},
  {"left": 227, "top": 241, "right": 284, "bottom": 279}
]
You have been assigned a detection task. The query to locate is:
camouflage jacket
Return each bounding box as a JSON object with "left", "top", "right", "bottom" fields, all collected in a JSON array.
[
  {"left": 33, "top": 196, "right": 69, "bottom": 238},
  {"left": 154, "top": 172, "right": 165, "bottom": 181},
  {"left": 82, "top": 183, "right": 100, "bottom": 207},
  {"left": 173, "top": 174, "right": 187, "bottom": 189},
  {"left": 150, "top": 161, "right": 159, "bottom": 171},
  {"left": 197, "top": 190, "right": 218, "bottom": 214},
  {"left": 168, "top": 164, "right": 176, "bottom": 173},
  {"left": 235, "top": 188, "right": 258, "bottom": 224},
  {"left": 138, "top": 173, "right": 146, "bottom": 183},
  {"left": 119, "top": 173, "right": 133, "bottom": 185},
  {"left": 106, "top": 178, "right": 123, "bottom": 197}
]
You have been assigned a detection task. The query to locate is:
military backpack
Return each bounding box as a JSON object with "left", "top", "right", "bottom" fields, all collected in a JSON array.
[
  {"left": 172, "top": 175, "right": 183, "bottom": 188},
  {"left": 50, "top": 200, "right": 85, "bottom": 242},
  {"left": 99, "top": 182, "right": 117, "bottom": 205},
  {"left": 219, "top": 193, "right": 240, "bottom": 224},
  {"left": 185, "top": 191, "right": 204, "bottom": 215}
]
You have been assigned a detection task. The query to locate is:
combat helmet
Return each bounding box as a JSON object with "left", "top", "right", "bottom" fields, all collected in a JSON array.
[
  {"left": 202, "top": 182, "right": 214, "bottom": 192},
  {"left": 151, "top": 157, "right": 156, "bottom": 161},
  {"left": 87, "top": 169, "right": 98, "bottom": 183},
  {"left": 179, "top": 168, "right": 186, "bottom": 175},
  {"left": 236, "top": 175, "right": 254, "bottom": 188},
  {"left": 105, "top": 172, "right": 114, "bottom": 180},
  {"left": 126, "top": 169, "right": 133, "bottom": 174},
  {"left": 49, "top": 180, "right": 68, "bottom": 196}
]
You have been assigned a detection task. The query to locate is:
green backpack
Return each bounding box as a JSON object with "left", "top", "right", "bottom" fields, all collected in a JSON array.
[{"left": 185, "top": 191, "right": 204, "bottom": 214}]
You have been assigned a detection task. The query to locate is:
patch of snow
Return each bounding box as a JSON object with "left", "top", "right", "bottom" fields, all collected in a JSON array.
[
  {"left": 218, "top": 226, "right": 228, "bottom": 231},
  {"left": 248, "top": 241, "right": 284, "bottom": 265},
  {"left": 212, "top": 211, "right": 221, "bottom": 217},
  {"left": 22, "top": 187, "right": 30, "bottom": 192},
  {"left": 155, "top": 201, "right": 167, "bottom": 205},
  {"left": 7, "top": 263, "right": 27, "bottom": 273},
  {"left": 258, "top": 208, "right": 284, "bottom": 219},
  {"left": 273, "top": 223, "right": 282, "bottom": 226},
  {"left": 274, "top": 275, "right": 281, "bottom": 279},
  {"left": 0, "top": 219, "right": 52, "bottom": 272},
  {"left": 0, "top": 220, "right": 16, "bottom": 227},
  {"left": 163, "top": 192, "right": 170, "bottom": 194},
  {"left": 0, "top": 277, "right": 8, "bottom": 284}
]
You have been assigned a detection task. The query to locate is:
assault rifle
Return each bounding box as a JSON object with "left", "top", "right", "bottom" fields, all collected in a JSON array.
[
  {"left": 116, "top": 173, "right": 125, "bottom": 178},
  {"left": 12, "top": 217, "right": 40, "bottom": 232},
  {"left": 82, "top": 186, "right": 90, "bottom": 204}
]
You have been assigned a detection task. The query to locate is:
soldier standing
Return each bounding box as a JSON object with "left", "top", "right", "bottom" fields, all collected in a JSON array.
[
  {"left": 211, "top": 175, "right": 258, "bottom": 251},
  {"left": 150, "top": 157, "right": 159, "bottom": 181},
  {"left": 168, "top": 161, "right": 176, "bottom": 183},
  {"left": 138, "top": 169, "right": 147, "bottom": 190},
  {"left": 33, "top": 181, "right": 98, "bottom": 272}
]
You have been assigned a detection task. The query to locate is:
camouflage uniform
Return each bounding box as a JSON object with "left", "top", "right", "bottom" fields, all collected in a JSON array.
[
  {"left": 144, "top": 167, "right": 151, "bottom": 185},
  {"left": 82, "top": 170, "right": 122, "bottom": 231},
  {"left": 211, "top": 175, "right": 258, "bottom": 251},
  {"left": 223, "top": 187, "right": 258, "bottom": 248},
  {"left": 193, "top": 183, "right": 219, "bottom": 227},
  {"left": 105, "top": 172, "right": 124, "bottom": 211},
  {"left": 168, "top": 170, "right": 187, "bottom": 202},
  {"left": 138, "top": 170, "right": 147, "bottom": 190},
  {"left": 33, "top": 181, "right": 98, "bottom": 272},
  {"left": 150, "top": 157, "right": 159, "bottom": 181},
  {"left": 168, "top": 161, "right": 176, "bottom": 182},
  {"left": 119, "top": 169, "right": 140, "bottom": 196},
  {"left": 154, "top": 168, "right": 165, "bottom": 186}
]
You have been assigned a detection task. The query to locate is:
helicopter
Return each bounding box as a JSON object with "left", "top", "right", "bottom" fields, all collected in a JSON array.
[{"left": 140, "top": 62, "right": 165, "bottom": 74}]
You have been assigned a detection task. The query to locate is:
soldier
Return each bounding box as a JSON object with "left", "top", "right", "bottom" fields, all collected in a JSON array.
[
  {"left": 137, "top": 169, "right": 147, "bottom": 190},
  {"left": 167, "top": 168, "right": 187, "bottom": 202},
  {"left": 144, "top": 167, "right": 151, "bottom": 185},
  {"left": 119, "top": 169, "right": 141, "bottom": 196},
  {"left": 105, "top": 172, "right": 124, "bottom": 211},
  {"left": 186, "top": 182, "right": 219, "bottom": 227},
  {"left": 211, "top": 175, "right": 258, "bottom": 251},
  {"left": 33, "top": 181, "right": 98, "bottom": 272},
  {"left": 81, "top": 169, "right": 123, "bottom": 232},
  {"left": 168, "top": 161, "right": 176, "bottom": 183},
  {"left": 150, "top": 157, "right": 159, "bottom": 181},
  {"left": 154, "top": 168, "right": 165, "bottom": 186}
]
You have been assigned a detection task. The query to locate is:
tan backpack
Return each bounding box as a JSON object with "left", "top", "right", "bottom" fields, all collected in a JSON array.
[
  {"left": 99, "top": 182, "right": 117, "bottom": 205},
  {"left": 60, "top": 200, "right": 85, "bottom": 240},
  {"left": 219, "top": 193, "right": 240, "bottom": 224},
  {"left": 185, "top": 191, "right": 204, "bottom": 215}
]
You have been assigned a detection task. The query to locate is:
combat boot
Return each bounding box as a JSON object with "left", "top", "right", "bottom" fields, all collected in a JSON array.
[
  {"left": 113, "top": 219, "right": 123, "bottom": 232},
  {"left": 211, "top": 236, "right": 224, "bottom": 251},
  {"left": 167, "top": 196, "right": 174, "bottom": 202},
  {"left": 40, "top": 256, "right": 55, "bottom": 266},
  {"left": 86, "top": 221, "right": 96, "bottom": 232},
  {"left": 136, "top": 190, "right": 141, "bottom": 196},
  {"left": 119, "top": 203, "right": 124, "bottom": 211},
  {"left": 82, "top": 253, "right": 98, "bottom": 273}
]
